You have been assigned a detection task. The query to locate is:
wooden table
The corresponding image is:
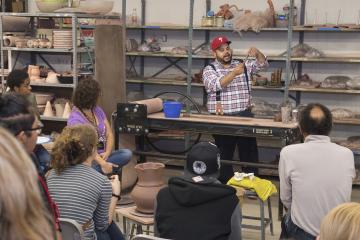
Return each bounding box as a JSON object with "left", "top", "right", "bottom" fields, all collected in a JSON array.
[
  {"left": 115, "top": 206, "right": 154, "bottom": 240},
  {"left": 114, "top": 106, "right": 302, "bottom": 220}
]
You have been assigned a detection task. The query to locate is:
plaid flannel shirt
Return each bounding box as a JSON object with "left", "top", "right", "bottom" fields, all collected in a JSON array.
[{"left": 203, "top": 59, "right": 269, "bottom": 114}]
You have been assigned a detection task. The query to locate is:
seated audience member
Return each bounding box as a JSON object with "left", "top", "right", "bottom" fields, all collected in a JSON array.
[
  {"left": 155, "top": 142, "right": 241, "bottom": 240},
  {"left": 67, "top": 78, "right": 132, "bottom": 175},
  {"left": 279, "top": 103, "right": 355, "bottom": 240},
  {"left": 0, "top": 93, "right": 61, "bottom": 238},
  {"left": 6, "top": 69, "right": 38, "bottom": 116},
  {"left": 6, "top": 69, "right": 51, "bottom": 172},
  {"left": 47, "top": 125, "right": 124, "bottom": 240},
  {"left": 0, "top": 127, "right": 53, "bottom": 240},
  {"left": 317, "top": 202, "right": 360, "bottom": 240}
]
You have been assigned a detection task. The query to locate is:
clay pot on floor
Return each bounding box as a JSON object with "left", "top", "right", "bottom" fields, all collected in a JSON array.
[{"left": 131, "top": 162, "right": 165, "bottom": 214}]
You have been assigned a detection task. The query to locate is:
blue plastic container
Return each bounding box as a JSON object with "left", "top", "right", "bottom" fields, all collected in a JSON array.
[{"left": 163, "top": 101, "right": 182, "bottom": 118}]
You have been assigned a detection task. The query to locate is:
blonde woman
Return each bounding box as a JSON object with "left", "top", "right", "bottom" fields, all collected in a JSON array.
[
  {"left": 47, "top": 125, "right": 124, "bottom": 240},
  {"left": 317, "top": 202, "right": 360, "bottom": 240},
  {"left": 0, "top": 127, "right": 53, "bottom": 240}
]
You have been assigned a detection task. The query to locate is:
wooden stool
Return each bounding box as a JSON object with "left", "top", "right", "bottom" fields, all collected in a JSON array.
[
  {"left": 241, "top": 191, "right": 274, "bottom": 240},
  {"left": 115, "top": 206, "right": 154, "bottom": 240}
]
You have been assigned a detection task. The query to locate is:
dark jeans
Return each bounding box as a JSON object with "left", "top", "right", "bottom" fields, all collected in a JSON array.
[
  {"left": 280, "top": 213, "right": 316, "bottom": 240},
  {"left": 34, "top": 144, "right": 51, "bottom": 175},
  {"left": 213, "top": 110, "right": 259, "bottom": 183},
  {"left": 93, "top": 149, "right": 132, "bottom": 175},
  {"left": 96, "top": 221, "right": 125, "bottom": 240}
]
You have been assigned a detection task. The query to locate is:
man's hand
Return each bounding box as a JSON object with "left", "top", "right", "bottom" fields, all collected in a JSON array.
[
  {"left": 247, "top": 47, "right": 266, "bottom": 63},
  {"left": 233, "top": 63, "right": 245, "bottom": 75},
  {"left": 247, "top": 47, "right": 261, "bottom": 58}
]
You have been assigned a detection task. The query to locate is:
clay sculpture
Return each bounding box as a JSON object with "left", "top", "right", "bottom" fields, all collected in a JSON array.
[{"left": 232, "top": 0, "right": 275, "bottom": 33}]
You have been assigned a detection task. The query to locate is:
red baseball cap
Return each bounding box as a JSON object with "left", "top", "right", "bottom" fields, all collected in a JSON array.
[{"left": 211, "top": 36, "right": 231, "bottom": 51}]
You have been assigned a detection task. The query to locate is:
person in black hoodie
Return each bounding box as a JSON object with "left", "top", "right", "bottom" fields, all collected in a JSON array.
[{"left": 155, "top": 142, "right": 242, "bottom": 240}]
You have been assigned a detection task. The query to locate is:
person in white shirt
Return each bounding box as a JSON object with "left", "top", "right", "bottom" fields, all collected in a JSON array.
[{"left": 279, "top": 103, "right": 355, "bottom": 240}]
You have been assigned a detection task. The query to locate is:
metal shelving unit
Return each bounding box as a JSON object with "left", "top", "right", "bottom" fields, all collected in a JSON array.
[
  {"left": 124, "top": 0, "right": 360, "bottom": 131},
  {"left": 124, "top": 0, "right": 295, "bottom": 106},
  {"left": 0, "top": 12, "right": 120, "bottom": 122},
  {"left": 289, "top": 0, "right": 360, "bottom": 130}
]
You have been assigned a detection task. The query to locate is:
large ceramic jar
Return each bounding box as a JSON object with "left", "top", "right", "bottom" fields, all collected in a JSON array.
[{"left": 131, "top": 162, "right": 165, "bottom": 213}]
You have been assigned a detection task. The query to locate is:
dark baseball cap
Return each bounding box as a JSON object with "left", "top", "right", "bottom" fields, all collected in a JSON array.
[
  {"left": 184, "top": 142, "right": 221, "bottom": 183},
  {"left": 211, "top": 36, "right": 231, "bottom": 51}
]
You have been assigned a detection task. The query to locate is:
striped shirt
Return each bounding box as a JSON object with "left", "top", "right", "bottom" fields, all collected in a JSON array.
[
  {"left": 47, "top": 164, "right": 112, "bottom": 240},
  {"left": 202, "top": 59, "right": 268, "bottom": 114}
]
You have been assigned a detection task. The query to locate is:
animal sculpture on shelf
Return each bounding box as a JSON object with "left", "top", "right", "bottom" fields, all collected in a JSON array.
[
  {"left": 215, "top": 4, "right": 241, "bottom": 20},
  {"left": 232, "top": 0, "right": 275, "bottom": 33}
]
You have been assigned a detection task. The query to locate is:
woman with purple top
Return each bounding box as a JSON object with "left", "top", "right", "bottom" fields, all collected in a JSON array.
[{"left": 67, "top": 78, "right": 132, "bottom": 175}]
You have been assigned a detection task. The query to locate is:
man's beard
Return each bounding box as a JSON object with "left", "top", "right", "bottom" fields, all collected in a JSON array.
[{"left": 216, "top": 54, "right": 232, "bottom": 65}]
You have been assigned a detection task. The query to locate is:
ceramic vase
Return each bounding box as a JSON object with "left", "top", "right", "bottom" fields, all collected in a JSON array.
[
  {"left": 62, "top": 102, "right": 71, "bottom": 118},
  {"left": 131, "top": 162, "right": 165, "bottom": 213},
  {"left": 43, "top": 101, "right": 54, "bottom": 117}
]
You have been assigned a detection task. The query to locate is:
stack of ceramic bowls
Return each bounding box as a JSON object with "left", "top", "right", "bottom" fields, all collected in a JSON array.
[{"left": 53, "top": 30, "right": 72, "bottom": 49}]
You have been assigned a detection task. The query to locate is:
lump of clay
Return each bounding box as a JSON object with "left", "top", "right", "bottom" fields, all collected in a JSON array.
[
  {"left": 291, "top": 74, "right": 320, "bottom": 88},
  {"left": 283, "top": 43, "right": 323, "bottom": 58},
  {"left": 331, "top": 108, "right": 354, "bottom": 119},
  {"left": 320, "top": 75, "right": 351, "bottom": 89},
  {"left": 251, "top": 98, "right": 280, "bottom": 117},
  {"left": 171, "top": 47, "right": 188, "bottom": 55},
  {"left": 346, "top": 76, "right": 360, "bottom": 90}
]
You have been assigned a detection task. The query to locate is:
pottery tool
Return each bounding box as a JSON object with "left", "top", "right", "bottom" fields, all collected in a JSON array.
[{"left": 133, "top": 98, "right": 163, "bottom": 114}]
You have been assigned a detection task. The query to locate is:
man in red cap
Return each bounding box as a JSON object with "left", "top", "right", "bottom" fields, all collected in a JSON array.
[{"left": 202, "top": 35, "right": 268, "bottom": 183}]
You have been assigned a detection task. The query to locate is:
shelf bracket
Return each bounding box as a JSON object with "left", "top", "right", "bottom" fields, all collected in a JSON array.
[
  {"left": 38, "top": 53, "right": 56, "bottom": 72},
  {"left": 127, "top": 55, "right": 139, "bottom": 76},
  {"left": 150, "top": 57, "right": 187, "bottom": 78}
]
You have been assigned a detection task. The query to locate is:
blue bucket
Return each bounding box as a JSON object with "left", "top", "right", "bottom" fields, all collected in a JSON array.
[{"left": 163, "top": 101, "right": 182, "bottom": 118}]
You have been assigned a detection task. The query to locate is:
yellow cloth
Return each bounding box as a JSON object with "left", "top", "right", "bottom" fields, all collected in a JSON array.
[{"left": 227, "top": 176, "right": 277, "bottom": 201}]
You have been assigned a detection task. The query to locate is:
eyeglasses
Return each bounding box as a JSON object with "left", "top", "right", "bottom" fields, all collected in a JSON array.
[{"left": 25, "top": 122, "right": 44, "bottom": 135}]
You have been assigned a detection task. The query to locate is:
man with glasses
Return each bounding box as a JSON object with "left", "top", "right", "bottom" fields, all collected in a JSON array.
[{"left": 0, "top": 93, "right": 61, "bottom": 239}]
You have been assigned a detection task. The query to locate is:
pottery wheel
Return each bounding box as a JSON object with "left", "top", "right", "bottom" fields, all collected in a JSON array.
[{"left": 129, "top": 208, "right": 154, "bottom": 218}]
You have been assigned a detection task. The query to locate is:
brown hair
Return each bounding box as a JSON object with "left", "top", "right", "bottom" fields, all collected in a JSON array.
[
  {"left": 0, "top": 127, "right": 53, "bottom": 240},
  {"left": 319, "top": 202, "right": 360, "bottom": 240},
  {"left": 51, "top": 125, "right": 98, "bottom": 174},
  {"left": 72, "top": 78, "right": 101, "bottom": 110}
]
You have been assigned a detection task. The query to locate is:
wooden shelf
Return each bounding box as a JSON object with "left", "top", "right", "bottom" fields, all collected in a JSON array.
[
  {"left": 127, "top": 78, "right": 285, "bottom": 91},
  {"left": 40, "top": 116, "right": 68, "bottom": 122},
  {"left": 126, "top": 52, "right": 286, "bottom": 61},
  {"left": 0, "top": 12, "right": 120, "bottom": 19},
  {"left": 291, "top": 56, "right": 360, "bottom": 63},
  {"left": 30, "top": 82, "right": 74, "bottom": 88},
  {"left": 126, "top": 25, "right": 288, "bottom": 32},
  {"left": 3, "top": 47, "right": 92, "bottom": 53},
  {"left": 127, "top": 25, "right": 360, "bottom": 33},
  {"left": 293, "top": 26, "right": 360, "bottom": 32},
  {"left": 126, "top": 78, "right": 203, "bottom": 87},
  {"left": 333, "top": 118, "right": 360, "bottom": 125},
  {"left": 289, "top": 87, "right": 360, "bottom": 94}
]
